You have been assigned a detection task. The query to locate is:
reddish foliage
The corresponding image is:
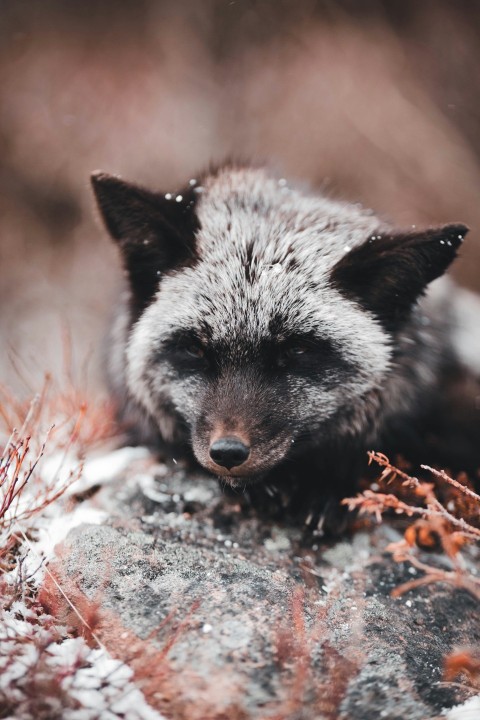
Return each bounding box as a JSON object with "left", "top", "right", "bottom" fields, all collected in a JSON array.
[
  {"left": 444, "top": 649, "right": 480, "bottom": 688},
  {"left": 343, "top": 452, "right": 480, "bottom": 599},
  {"left": 0, "top": 375, "right": 118, "bottom": 570},
  {"left": 266, "top": 588, "right": 360, "bottom": 720},
  {"left": 0, "top": 377, "right": 123, "bottom": 717}
]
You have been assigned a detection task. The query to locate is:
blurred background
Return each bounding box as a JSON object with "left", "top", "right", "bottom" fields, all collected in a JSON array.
[{"left": 2, "top": 0, "right": 480, "bottom": 396}]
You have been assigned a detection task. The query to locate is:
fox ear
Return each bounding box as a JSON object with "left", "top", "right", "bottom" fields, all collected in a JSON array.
[
  {"left": 330, "top": 223, "right": 468, "bottom": 325},
  {"left": 91, "top": 172, "right": 199, "bottom": 310}
]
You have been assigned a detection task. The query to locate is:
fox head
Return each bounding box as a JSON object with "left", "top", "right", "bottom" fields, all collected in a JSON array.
[{"left": 92, "top": 166, "right": 467, "bottom": 484}]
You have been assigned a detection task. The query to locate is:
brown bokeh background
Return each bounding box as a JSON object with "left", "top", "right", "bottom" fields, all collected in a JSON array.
[{"left": 2, "top": 0, "right": 480, "bottom": 395}]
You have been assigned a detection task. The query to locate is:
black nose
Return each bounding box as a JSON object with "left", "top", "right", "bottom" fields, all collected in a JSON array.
[{"left": 209, "top": 436, "right": 250, "bottom": 470}]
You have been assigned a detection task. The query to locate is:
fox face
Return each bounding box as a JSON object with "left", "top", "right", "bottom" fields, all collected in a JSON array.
[{"left": 92, "top": 166, "right": 467, "bottom": 484}]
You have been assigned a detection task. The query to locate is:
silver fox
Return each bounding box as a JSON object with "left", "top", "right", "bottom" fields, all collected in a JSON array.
[{"left": 91, "top": 165, "right": 480, "bottom": 501}]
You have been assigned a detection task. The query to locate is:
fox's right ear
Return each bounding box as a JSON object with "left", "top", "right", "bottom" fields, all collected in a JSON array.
[
  {"left": 90, "top": 172, "right": 199, "bottom": 310},
  {"left": 330, "top": 223, "right": 468, "bottom": 327}
]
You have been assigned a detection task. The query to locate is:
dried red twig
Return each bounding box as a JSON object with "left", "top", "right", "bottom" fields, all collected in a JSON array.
[
  {"left": 0, "top": 416, "right": 82, "bottom": 568},
  {"left": 0, "top": 373, "right": 118, "bottom": 567},
  {"left": 0, "top": 375, "right": 115, "bottom": 579},
  {"left": 422, "top": 464, "right": 480, "bottom": 504},
  {"left": 343, "top": 452, "right": 480, "bottom": 601}
]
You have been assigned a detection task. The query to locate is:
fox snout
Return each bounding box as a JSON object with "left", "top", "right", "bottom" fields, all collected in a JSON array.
[
  {"left": 192, "top": 417, "right": 292, "bottom": 482},
  {"left": 193, "top": 422, "right": 254, "bottom": 477},
  {"left": 209, "top": 436, "right": 251, "bottom": 470}
]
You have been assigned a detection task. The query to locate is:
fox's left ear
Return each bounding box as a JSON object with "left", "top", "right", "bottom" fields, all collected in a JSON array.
[
  {"left": 330, "top": 223, "right": 469, "bottom": 325},
  {"left": 91, "top": 172, "right": 199, "bottom": 310}
]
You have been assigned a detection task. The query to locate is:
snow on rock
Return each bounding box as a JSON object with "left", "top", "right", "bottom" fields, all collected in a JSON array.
[
  {"left": 0, "top": 604, "right": 165, "bottom": 720},
  {"left": 20, "top": 505, "right": 108, "bottom": 582},
  {"left": 47, "top": 517, "right": 479, "bottom": 720},
  {"left": 13, "top": 446, "right": 154, "bottom": 582},
  {"left": 445, "top": 696, "right": 480, "bottom": 719},
  {"left": 6, "top": 443, "right": 480, "bottom": 719},
  {"left": 42, "top": 445, "right": 152, "bottom": 496},
  {"left": 2, "top": 439, "right": 166, "bottom": 719},
  {"left": 54, "top": 642, "right": 165, "bottom": 720}
]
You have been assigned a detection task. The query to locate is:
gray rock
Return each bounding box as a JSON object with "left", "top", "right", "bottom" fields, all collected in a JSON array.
[{"left": 46, "top": 460, "right": 480, "bottom": 719}]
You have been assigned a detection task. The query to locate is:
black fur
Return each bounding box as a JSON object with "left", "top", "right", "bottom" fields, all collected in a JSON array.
[{"left": 91, "top": 173, "right": 199, "bottom": 314}]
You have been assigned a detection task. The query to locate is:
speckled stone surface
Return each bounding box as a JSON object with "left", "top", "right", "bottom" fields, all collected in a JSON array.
[{"left": 44, "top": 459, "right": 480, "bottom": 720}]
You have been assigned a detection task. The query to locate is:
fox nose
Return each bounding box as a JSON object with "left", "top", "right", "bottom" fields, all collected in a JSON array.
[{"left": 209, "top": 436, "right": 250, "bottom": 470}]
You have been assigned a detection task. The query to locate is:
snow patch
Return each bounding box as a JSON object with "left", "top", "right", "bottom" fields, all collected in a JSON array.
[
  {"left": 0, "top": 606, "right": 165, "bottom": 720},
  {"left": 43, "top": 446, "right": 152, "bottom": 495},
  {"left": 22, "top": 505, "right": 108, "bottom": 578},
  {"left": 445, "top": 695, "right": 480, "bottom": 719}
]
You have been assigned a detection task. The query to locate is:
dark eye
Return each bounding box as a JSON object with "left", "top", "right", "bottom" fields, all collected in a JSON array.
[
  {"left": 158, "top": 332, "right": 211, "bottom": 373},
  {"left": 174, "top": 342, "right": 207, "bottom": 369},
  {"left": 276, "top": 344, "right": 309, "bottom": 368},
  {"left": 183, "top": 343, "right": 205, "bottom": 359},
  {"left": 287, "top": 345, "right": 307, "bottom": 356}
]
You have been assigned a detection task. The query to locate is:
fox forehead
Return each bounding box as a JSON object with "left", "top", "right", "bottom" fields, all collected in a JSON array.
[
  {"left": 132, "top": 240, "right": 391, "bottom": 387},
  {"left": 134, "top": 168, "right": 389, "bottom": 367},
  {"left": 195, "top": 167, "right": 378, "bottom": 268}
]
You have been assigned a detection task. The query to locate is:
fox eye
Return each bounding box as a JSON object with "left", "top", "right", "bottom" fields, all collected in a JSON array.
[
  {"left": 161, "top": 332, "right": 211, "bottom": 372},
  {"left": 184, "top": 343, "right": 205, "bottom": 359},
  {"left": 276, "top": 344, "right": 309, "bottom": 368},
  {"left": 288, "top": 345, "right": 307, "bottom": 356}
]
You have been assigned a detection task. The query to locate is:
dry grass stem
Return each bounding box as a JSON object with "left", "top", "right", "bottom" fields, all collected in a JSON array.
[{"left": 343, "top": 452, "right": 480, "bottom": 601}]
